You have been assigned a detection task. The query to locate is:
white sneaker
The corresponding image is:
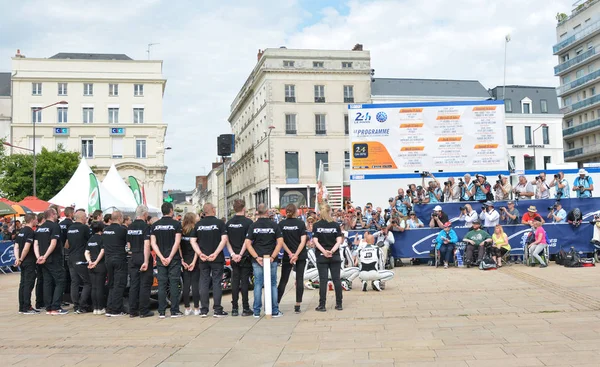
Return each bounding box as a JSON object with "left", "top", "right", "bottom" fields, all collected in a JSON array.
[
  {"left": 97, "top": 309, "right": 106, "bottom": 315},
  {"left": 93, "top": 309, "right": 98, "bottom": 315},
  {"left": 184, "top": 308, "right": 192, "bottom": 316},
  {"left": 373, "top": 280, "right": 382, "bottom": 292},
  {"left": 272, "top": 311, "right": 283, "bottom": 318},
  {"left": 193, "top": 309, "right": 201, "bottom": 316}
]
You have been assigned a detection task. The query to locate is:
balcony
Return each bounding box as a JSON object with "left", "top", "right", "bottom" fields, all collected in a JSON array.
[
  {"left": 563, "top": 118, "right": 600, "bottom": 137},
  {"left": 553, "top": 19, "right": 600, "bottom": 54},
  {"left": 564, "top": 147, "right": 584, "bottom": 159},
  {"left": 315, "top": 129, "right": 327, "bottom": 135},
  {"left": 564, "top": 142, "right": 600, "bottom": 160},
  {"left": 285, "top": 96, "right": 296, "bottom": 103},
  {"left": 344, "top": 97, "right": 354, "bottom": 103},
  {"left": 554, "top": 46, "right": 598, "bottom": 75},
  {"left": 314, "top": 97, "right": 325, "bottom": 103},
  {"left": 556, "top": 68, "right": 600, "bottom": 96},
  {"left": 563, "top": 93, "right": 600, "bottom": 116}
]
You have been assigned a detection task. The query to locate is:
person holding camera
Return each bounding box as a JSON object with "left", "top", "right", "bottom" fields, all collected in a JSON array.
[
  {"left": 443, "top": 177, "right": 461, "bottom": 202},
  {"left": 479, "top": 201, "right": 500, "bottom": 227},
  {"left": 387, "top": 212, "right": 406, "bottom": 232},
  {"left": 513, "top": 175, "right": 534, "bottom": 200},
  {"left": 461, "top": 174, "right": 474, "bottom": 201},
  {"left": 471, "top": 174, "right": 491, "bottom": 201},
  {"left": 494, "top": 175, "right": 512, "bottom": 201},
  {"left": 547, "top": 201, "right": 566, "bottom": 223},
  {"left": 406, "top": 212, "right": 424, "bottom": 229},
  {"left": 422, "top": 173, "right": 442, "bottom": 203},
  {"left": 572, "top": 169, "right": 594, "bottom": 198},
  {"left": 530, "top": 172, "right": 550, "bottom": 199},
  {"left": 391, "top": 189, "right": 411, "bottom": 216},
  {"left": 500, "top": 201, "right": 520, "bottom": 225},
  {"left": 459, "top": 204, "right": 478, "bottom": 227},
  {"left": 548, "top": 171, "right": 570, "bottom": 199},
  {"left": 429, "top": 205, "right": 449, "bottom": 228}
]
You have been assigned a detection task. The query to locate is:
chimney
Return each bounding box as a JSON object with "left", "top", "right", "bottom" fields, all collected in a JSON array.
[
  {"left": 15, "top": 49, "right": 25, "bottom": 58},
  {"left": 257, "top": 49, "right": 264, "bottom": 61},
  {"left": 352, "top": 44, "right": 363, "bottom": 51}
]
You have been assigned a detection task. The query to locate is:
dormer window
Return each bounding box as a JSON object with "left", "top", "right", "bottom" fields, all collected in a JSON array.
[
  {"left": 283, "top": 60, "right": 295, "bottom": 67},
  {"left": 521, "top": 97, "right": 532, "bottom": 114}
]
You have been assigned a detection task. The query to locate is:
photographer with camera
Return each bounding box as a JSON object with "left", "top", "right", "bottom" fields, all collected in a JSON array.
[
  {"left": 479, "top": 201, "right": 500, "bottom": 227},
  {"left": 500, "top": 201, "right": 520, "bottom": 225},
  {"left": 548, "top": 171, "right": 569, "bottom": 199},
  {"left": 572, "top": 169, "right": 594, "bottom": 198},
  {"left": 471, "top": 174, "right": 491, "bottom": 202},
  {"left": 421, "top": 172, "right": 442, "bottom": 204},
  {"left": 391, "top": 188, "right": 411, "bottom": 216},
  {"left": 406, "top": 212, "right": 424, "bottom": 229},
  {"left": 461, "top": 174, "right": 474, "bottom": 201},
  {"left": 547, "top": 201, "right": 566, "bottom": 223},
  {"left": 443, "top": 177, "right": 461, "bottom": 202},
  {"left": 459, "top": 204, "right": 478, "bottom": 227},
  {"left": 411, "top": 185, "right": 428, "bottom": 204},
  {"left": 429, "top": 205, "right": 449, "bottom": 228},
  {"left": 513, "top": 175, "right": 535, "bottom": 200},
  {"left": 494, "top": 175, "right": 512, "bottom": 201},
  {"left": 530, "top": 172, "right": 550, "bottom": 199}
]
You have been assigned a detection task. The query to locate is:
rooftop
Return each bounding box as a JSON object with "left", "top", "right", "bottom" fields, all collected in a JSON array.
[
  {"left": 0, "top": 72, "right": 10, "bottom": 96},
  {"left": 49, "top": 53, "right": 133, "bottom": 61},
  {"left": 371, "top": 78, "right": 491, "bottom": 98},
  {"left": 490, "top": 85, "right": 561, "bottom": 114}
]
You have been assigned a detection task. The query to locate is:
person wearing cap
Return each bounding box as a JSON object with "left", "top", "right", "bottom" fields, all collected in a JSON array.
[
  {"left": 471, "top": 174, "right": 491, "bottom": 202},
  {"left": 406, "top": 212, "right": 424, "bottom": 229},
  {"left": 500, "top": 201, "right": 520, "bottom": 225},
  {"left": 549, "top": 171, "right": 570, "bottom": 199},
  {"left": 572, "top": 169, "right": 594, "bottom": 198},
  {"left": 547, "top": 201, "right": 567, "bottom": 224},
  {"left": 479, "top": 201, "right": 500, "bottom": 227},
  {"left": 530, "top": 172, "right": 550, "bottom": 199},
  {"left": 463, "top": 220, "right": 492, "bottom": 266},
  {"left": 513, "top": 176, "right": 534, "bottom": 200},
  {"left": 494, "top": 175, "right": 512, "bottom": 201},
  {"left": 461, "top": 174, "right": 475, "bottom": 201},
  {"left": 521, "top": 206, "right": 544, "bottom": 225},
  {"left": 435, "top": 222, "right": 458, "bottom": 269},
  {"left": 429, "top": 205, "right": 449, "bottom": 228}
]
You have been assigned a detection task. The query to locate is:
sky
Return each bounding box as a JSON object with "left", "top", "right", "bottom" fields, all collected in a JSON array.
[{"left": 0, "top": 0, "right": 575, "bottom": 190}]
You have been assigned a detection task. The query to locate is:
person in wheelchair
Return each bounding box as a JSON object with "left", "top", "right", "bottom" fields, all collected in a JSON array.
[
  {"left": 435, "top": 222, "right": 458, "bottom": 269},
  {"left": 357, "top": 234, "right": 394, "bottom": 292},
  {"left": 462, "top": 220, "right": 492, "bottom": 266},
  {"left": 491, "top": 224, "right": 510, "bottom": 267}
]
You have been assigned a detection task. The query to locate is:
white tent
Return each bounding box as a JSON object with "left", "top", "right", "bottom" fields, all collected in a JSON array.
[
  {"left": 49, "top": 158, "right": 135, "bottom": 212},
  {"left": 101, "top": 164, "right": 161, "bottom": 214}
]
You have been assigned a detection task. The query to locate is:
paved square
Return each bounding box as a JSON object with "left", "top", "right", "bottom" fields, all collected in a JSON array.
[{"left": 1, "top": 264, "right": 600, "bottom": 366}]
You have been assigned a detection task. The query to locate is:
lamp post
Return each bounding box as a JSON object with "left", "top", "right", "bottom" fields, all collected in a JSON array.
[
  {"left": 31, "top": 101, "right": 68, "bottom": 197},
  {"left": 532, "top": 123, "right": 548, "bottom": 170},
  {"left": 263, "top": 125, "right": 275, "bottom": 208},
  {"left": 503, "top": 34, "right": 511, "bottom": 101}
]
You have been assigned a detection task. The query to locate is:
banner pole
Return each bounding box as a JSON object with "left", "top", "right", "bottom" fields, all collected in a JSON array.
[{"left": 263, "top": 255, "right": 272, "bottom": 319}]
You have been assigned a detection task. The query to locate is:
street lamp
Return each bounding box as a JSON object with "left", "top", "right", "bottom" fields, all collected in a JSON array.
[
  {"left": 532, "top": 123, "right": 548, "bottom": 170},
  {"left": 31, "top": 101, "right": 68, "bottom": 197},
  {"left": 264, "top": 125, "right": 275, "bottom": 208},
  {"left": 503, "top": 34, "right": 511, "bottom": 101}
]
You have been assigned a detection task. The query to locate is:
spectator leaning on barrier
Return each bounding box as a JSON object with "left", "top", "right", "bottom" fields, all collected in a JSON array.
[
  {"left": 471, "top": 174, "right": 491, "bottom": 201},
  {"left": 459, "top": 204, "right": 478, "bottom": 227},
  {"left": 531, "top": 172, "right": 550, "bottom": 199},
  {"left": 388, "top": 213, "right": 406, "bottom": 232},
  {"left": 429, "top": 205, "right": 449, "bottom": 228},
  {"left": 547, "top": 201, "right": 566, "bottom": 224},
  {"left": 521, "top": 206, "right": 544, "bottom": 225},
  {"left": 500, "top": 200, "right": 520, "bottom": 225},
  {"left": 461, "top": 174, "right": 475, "bottom": 201},
  {"left": 443, "top": 177, "right": 461, "bottom": 202},
  {"left": 479, "top": 201, "right": 500, "bottom": 227},
  {"left": 406, "top": 211, "right": 424, "bottom": 229},
  {"left": 436, "top": 221, "right": 458, "bottom": 269},
  {"left": 494, "top": 175, "right": 512, "bottom": 201},
  {"left": 572, "top": 169, "right": 594, "bottom": 198},
  {"left": 549, "top": 171, "right": 570, "bottom": 199},
  {"left": 513, "top": 175, "right": 535, "bottom": 200}
]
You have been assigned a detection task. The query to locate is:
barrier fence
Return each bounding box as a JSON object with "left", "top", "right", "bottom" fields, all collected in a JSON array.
[{"left": 0, "top": 240, "right": 15, "bottom": 271}]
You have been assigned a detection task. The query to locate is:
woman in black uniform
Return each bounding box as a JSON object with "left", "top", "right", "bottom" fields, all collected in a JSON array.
[
  {"left": 85, "top": 221, "right": 106, "bottom": 315},
  {"left": 180, "top": 212, "right": 200, "bottom": 316},
  {"left": 312, "top": 203, "right": 343, "bottom": 312}
]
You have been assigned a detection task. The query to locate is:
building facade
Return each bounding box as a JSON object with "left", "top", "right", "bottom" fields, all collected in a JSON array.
[
  {"left": 227, "top": 46, "right": 372, "bottom": 212},
  {"left": 554, "top": 0, "right": 600, "bottom": 164},
  {"left": 0, "top": 72, "right": 10, "bottom": 141},
  {"left": 10, "top": 52, "right": 168, "bottom": 206}
]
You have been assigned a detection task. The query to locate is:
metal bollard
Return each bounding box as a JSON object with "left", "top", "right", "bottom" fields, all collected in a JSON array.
[{"left": 263, "top": 255, "right": 272, "bottom": 318}]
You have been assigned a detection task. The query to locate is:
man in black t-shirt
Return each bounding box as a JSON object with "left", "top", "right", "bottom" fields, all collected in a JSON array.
[
  {"left": 151, "top": 202, "right": 183, "bottom": 318},
  {"left": 127, "top": 205, "right": 154, "bottom": 318},
  {"left": 34, "top": 209, "right": 67, "bottom": 314},
  {"left": 65, "top": 211, "right": 91, "bottom": 313},
  {"left": 191, "top": 202, "right": 228, "bottom": 318},
  {"left": 14, "top": 214, "right": 38, "bottom": 314},
  {"left": 103, "top": 211, "right": 128, "bottom": 317},
  {"left": 245, "top": 203, "right": 284, "bottom": 318},
  {"left": 226, "top": 199, "right": 254, "bottom": 317},
  {"left": 277, "top": 203, "right": 307, "bottom": 312}
]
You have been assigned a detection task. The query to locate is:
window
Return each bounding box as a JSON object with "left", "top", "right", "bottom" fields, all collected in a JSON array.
[
  {"left": 544, "top": 156, "right": 551, "bottom": 170},
  {"left": 522, "top": 101, "right": 531, "bottom": 114},
  {"left": 112, "top": 137, "right": 123, "bottom": 158},
  {"left": 83, "top": 83, "right": 93, "bottom": 96},
  {"left": 343, "top": 85, "right": 354, "bottom": 103},
  {"left": 136, "top": 139, "right": 147, "bottom": 158},
  {"left": 313, "top": 61, "right": 324, "bottom": 68},
  {"left": 342, "top": 62, "right": 353, "bottom": 68},
  {"left": 562, "top": 54, "right": 570, "bottom": 62},
  {"left": 576, "top": 69, "right": 585, "bottom": 78},
  {"left": 108, "top": 108, "right": 119, "bottom": 123},
  {"left": 285, "top": 114, "right": 296, "bottom": 134},
  {"left": 542, "top": 126, "right": 550, "bottom": 145},
  {"left": 505, "top": 99, "right": 512, "bottom": 113},
  {"left": 506, "top": 126, "right": 514, "bottom": 144},
  {"left": 564, "top": 97, "right": 572, "bottom": 106},
  {"left": 566, "top": 119, "right": 574, "bottom": 128},
  {"left": 573, "top": 24, "right": 581, "bottom": 30},
  {"left": 344, "top": 114, "right": 349, "bottom": 135},
  {"left": 563, "top": 75, "right": 571, "bottom": 84},
  {"left": 283, "top": 60, "right": 295, "bottom": 67},
  {"left": 509, "top": 156, "right": 516, "bottom": 171},
  {"left": 31, "top": 108, "right": 42, "bottom": 123},
  {"left": 57, "top": 107, "right": 68, "bottom": 123},
  {"left": 133, "top": 108, "right": 144, "bottom": 123},
  {"left": 81, "top": 139, "right": 94, "bottom": 158},
  {"left": 55, "top": 137, "right": 67, "bottom": 151},
  {"left": 525, "top": 126, "right": 532, "bottom": 144},
  {"left": 315, "top": 114, "right": 326, "bottom": 135},
  {"left": 314, "top": 85, "right": 325, "bottom": 103},
  {"left": 134, "top": 84, "right": 144, "bottom": 96},
  {"left": 592, "top": 87, "right": 597, "bottom": 96},
  {"left": 58, "top": 83, "right": 67, "bottom": 96},
  {"left": 540, "top": 99, "right": 548, "bottom": 113},
  {"left": 589, "top": 42, "right": 594, "bottom": 50},
  {"left": 315, "top": 152, "right": 329, "bottom": 177},
  {"left": 284, "top": 84, "right": 295, "bottom": 102},
  {"left": 344, "top": 151, "right": 350, "bottom": 168},
  {"left": 285, "top": 152, "right": 299, "bottom": 184},
  {"left": 83, "top": 108, "right": 94, "bottom": 123},
  {"left": 32, "top": 83, "right": 42, "bottom": 95},
  {"left": 29, "top": 137, "right": 41, "bottom": 154},
  {"left": 524, "top": 156, "right": 535, "bottom": 170},
  {"left": 109, "top": 84, "right": 119, "bottom": 96},
  {"left": 568, "top": 141, "right": 575, "bottom": 149}
]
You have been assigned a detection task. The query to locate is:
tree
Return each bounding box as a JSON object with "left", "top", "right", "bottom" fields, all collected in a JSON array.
[{"left": 0, "top": 147, "right": 80, "bottom": 202}]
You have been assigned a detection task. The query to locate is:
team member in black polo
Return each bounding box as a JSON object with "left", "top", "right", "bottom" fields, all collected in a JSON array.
[
  {"left": 151, "top": 202, "right": 183, "bottom": 318},
  {"left": 277, "top": 203, "right": 308, "bottom": 313},
  {"left": 226, "top": 199, "right": 254, "bottom": 317},
  {"left": 245, "top": 203, "right": 284, "bottom": 318},
  {"left": 65, "top": 211, "right": 91, "bottom": 313},
  {"left": 103, "top": 211, "right": 128, "bottom": 317},
  {"left": 14, "top": 213, "right": 38, "bottom": 314},
  {"left": 34, "top": 209, "right": 67, "bottom": 315},
  {"left": 127, "top": 205, "right": 154, "bottom": 318},
  {"left": 191, "top": 203, "right": 228, "bottom": 318},
  {"left": 85, "top": 221, "right": 106, "bottom": 314},
  {"left": 312, "top": 203, "right": 343, "bottom": 312}
]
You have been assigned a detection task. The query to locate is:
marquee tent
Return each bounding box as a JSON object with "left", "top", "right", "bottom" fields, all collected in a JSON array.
[{"left": 101, "top": 164, "right": 160, "bottom": 214}]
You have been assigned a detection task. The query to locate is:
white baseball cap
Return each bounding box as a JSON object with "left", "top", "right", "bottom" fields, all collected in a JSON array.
[{"left": 434, "top": 205, "right": 442, "bottom": 211}]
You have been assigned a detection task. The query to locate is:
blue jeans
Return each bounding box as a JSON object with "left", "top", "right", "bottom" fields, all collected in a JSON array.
[{"left": 252, "top": 261, "right": 279, "bottom": 315}]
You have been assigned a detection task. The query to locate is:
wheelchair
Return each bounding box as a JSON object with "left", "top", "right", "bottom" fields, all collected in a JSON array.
[{"left": 523, "top": 244, "right": 549, "bottom": 266}]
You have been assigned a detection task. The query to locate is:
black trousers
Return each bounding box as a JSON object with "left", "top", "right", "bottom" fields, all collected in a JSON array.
[
  {"left": 199, "top": 262, "right": 223, "bottom": 314},
  {"left": 465, "top": 244, "right": 485, "bottom": 264},
  {"left": 35, "top": 265, "right": 44, "bottom": 309},
  {"left": 157, "top": 261, "right": 181, "bottom": 314},
  {"left": 69, "top": 261, "right": 91, "bottom": 310},
  {"left": 182, "top": 265, "right": 200, "bottom": 308},
  {"left": 128, "top": 259, "right": 153, "bottom": 315},
  {"left": 89, "top": 262, "right": 106, "bottom": 310},
  {"left": 230, "top": 260, "right": 251, "bottom": 310},
  {"left": 42, "top": 261, "right": 66, "bottom": 311},
  {"left": 18, "top": 261, "right": 37, "bottom": 312},
  {"left": 106, "top": 258, "right": 127, "bottom": 314},
  {"left": 317, "top": 260, "right": 342, "bottom": 307},
  {"left": 277, "top": 259, "right": 306, "bottom": 304}
]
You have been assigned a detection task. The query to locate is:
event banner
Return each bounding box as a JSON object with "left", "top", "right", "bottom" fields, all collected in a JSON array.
[
  {"left": 348, "top": 100, "right": 506, "bottom": 173},
  {"left": 0, "top": 240, "right": 14, "bottom": 267}
]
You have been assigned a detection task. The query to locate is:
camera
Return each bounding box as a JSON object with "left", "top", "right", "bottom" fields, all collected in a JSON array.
[
  {"left": 384, "top": 208, "right": 390, "bottom": 213},
  {"left": 406, "top": 190, "right": 412, "bottom": 195},
  {"left": 459, "top": 206, "right": 466, "bottom": 211},
  {"left": 444, "top": 181, "right": 451, "bottom": 186},
  {"left": 416, "top": 185, "right": 423, "bottom": 191},
  {"left": 535, "top": 176, "right": 541, "bottom": 181},
  {"left": 458, "top": 178, "right": 464, "bottom": 187},
  {"left": 397, "top": 195, "right": 404, "bottom": 201},
  {"left": 431, "top": 213, "right": 438, "bottom": 218},
  {"left": 554, "top": 174, "right": 560, "bottom": 179},
  {"left": 420, "top": 171, "right": 430, "bottom": 178},
  {"left": 547, "top": 205, "right": 557, "bottom": 211},
  {"left": 496, "top": 180, "right": 501, "bottom": 185}
]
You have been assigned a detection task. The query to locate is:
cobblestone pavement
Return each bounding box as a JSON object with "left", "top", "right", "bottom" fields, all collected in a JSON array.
[{"left": 1, "top": 263, "right": 600, "bottom": 366}]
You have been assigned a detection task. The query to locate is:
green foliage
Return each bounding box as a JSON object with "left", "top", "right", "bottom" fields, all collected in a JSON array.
[{"left": 0, "top": 147, "right": 80, "bottom": 202}]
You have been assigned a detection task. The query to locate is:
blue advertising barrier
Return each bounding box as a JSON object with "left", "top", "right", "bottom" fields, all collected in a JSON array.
[
  {"left": 346, "top": 223, "right": 595, "bottom": 259},
  {"left": 0, "top": 240, "right": 15, "bottom": 268}
]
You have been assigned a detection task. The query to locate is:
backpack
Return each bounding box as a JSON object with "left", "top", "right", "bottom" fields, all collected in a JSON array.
[
  {"left": 479, "top": 255, "right": 497, "bottom": 270},
  {"left": 556, "top": 249, "right": 567, "bottom": 265},
  {"left": 564, "top": 248, "right": 582, "bottom": 268}
]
